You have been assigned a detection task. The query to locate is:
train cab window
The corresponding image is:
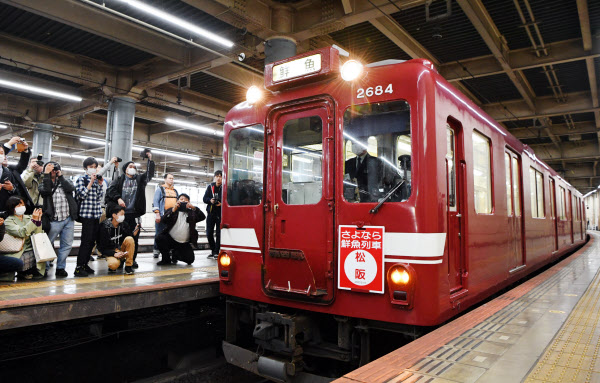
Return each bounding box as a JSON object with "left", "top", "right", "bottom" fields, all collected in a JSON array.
[
  {"left": 281, "top": 116, "right": 323, "bottom": 205},
  {"left": 342, "top": 100, "right": 411, "bottom": 203},
  {"left": 227, "top": 125, "right": 265, "bottom": 206},
  {"left": 447, "top": 127, "right": 456, "bottom": 210},
  {"left": 530, "top": 168, "right": 545, "bottom": 218},
  {"left": 472, "top": 131, "right": 492, "bottom": 214}
]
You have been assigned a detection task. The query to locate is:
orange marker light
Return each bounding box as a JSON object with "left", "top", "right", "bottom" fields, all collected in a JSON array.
[
  {"left": 391, "top": 269, "right": 410, "bottom": 284},
  {"left": 219, "top": 253, "right": 231, "bottom": 267}
]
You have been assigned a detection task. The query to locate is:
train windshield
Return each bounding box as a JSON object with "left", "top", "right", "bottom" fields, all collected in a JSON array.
[
  {"left": 227, "top": 124, "right": 264, "bottom": 206},
  {"left": 343, "top": 100, "right": 411, "bottom": 203}
]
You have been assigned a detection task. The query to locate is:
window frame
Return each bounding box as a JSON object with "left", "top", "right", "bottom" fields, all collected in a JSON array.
[
  {"left": 226, "top": 124, "right": 265, "bottom": 207},
  {"left": 472, "top": 130, "right": 494, "bottom": 215},
  {"left": 529, "top": 167, "right": 545, "bottom": 219}
]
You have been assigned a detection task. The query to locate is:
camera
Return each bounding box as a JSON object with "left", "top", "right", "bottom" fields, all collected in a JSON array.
[
  {"left": 97, "top": 175, "right": 102, "bottom": 181},
  {"left": 36, "top": 153, "right": 43, "bottom": 166},
  {"left": 53, "top": 163, "right": 61, "bottom": 171},
  {"left": 213, "top": 192, "right": 221, "bottom": 203},
  {"left": 116, "top": 157, "right": 122, "bottom": 163},
  {"left": 179, "top": 201, "right": 187, "bottom": 210},
  {"left": 139, "top": 148, "right": 151, "bottom": 159}
]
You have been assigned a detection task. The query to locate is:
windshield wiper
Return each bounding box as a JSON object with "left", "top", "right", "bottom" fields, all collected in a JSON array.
[{"left": 369, "top": 180, "right": 405, "bottom": 214}]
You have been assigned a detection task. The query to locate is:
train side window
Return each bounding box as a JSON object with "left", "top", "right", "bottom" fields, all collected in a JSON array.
[
  {"left": 549, "top": 179, "right": 556, "bottom": 218},
  {"left": 505, "top": 153, "right": 512, "bottom": 216},
  {"left": 512, "top": 157, "right": 521, "bottom": 216},
  {"left": 342, "top": 100, "right": 411, "bottom": 203},
  {"left": 447, "top": 127, "right": 456, "bottom": 210},
  {"left": 281, "top": 116, "right": 323, "bottom": 205},
  {"left": 558, "top": 186, "right": 567, "bottom": 220},
  {"left": 529, "top": 167, "right": 545, "bottom": 218},
  {"left": 227, "top": 124, "right": 264, "bottom": 206},
  {"left": 472, "top": 131, "right": 492, "bottom": 214}
]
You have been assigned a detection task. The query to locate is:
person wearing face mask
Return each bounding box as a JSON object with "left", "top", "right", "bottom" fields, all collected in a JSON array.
[
  {"left": 3, "top": 196, "right": 44, "bottom": 280},
  {"left": 97, "top": 205, "right": 137, "bottom": 275},
  {"left": 39, "top": 162, "right": 78, "bottom": 278},
  {"left": 106, "top": 155, "right": 155, "bottom": 267},
  {"left": 22, "top": 157, "right": 44, "bottom": 211},
  {"left": 151, "top": 173, "right": 178, "bottom": 259},
  {"left": 0, "top": 136, "right": 31, "bottom": 216},
  {"left": 344, "top": 140, "right": 381, "bottom": 202},
  {"left": 74, "top": 157, "right": 105, "bottom": 277},
  {"left": 156, "top": 194, "right": 205, "bottom": 265}
]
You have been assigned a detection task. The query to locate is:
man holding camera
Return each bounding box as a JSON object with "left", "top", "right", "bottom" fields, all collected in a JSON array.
[
  {"left": 74, "top": 157, "right": 105, "bottom": 277},
  {"left": 156, "top": 194, "right": 205, "bottom": 265},
  {"left": 97, "top": 205, "right": 137, "bottom": 275},
  {"left": 22, "top": 155, "right": 44, "bottom": 210},
  {"left": 203, "top": 170, "right": 222, "bottom": 259},
  {"left": 152, "top": 173, "right": 178, "bottom": 258},
  {"left": 2, "top": 137, "right": 33, "bottom": 214},
  {"left": 106, "top": 151, "right": 155, "bottom": 266},
  {"left": 39, "top": 162, "right": 78, "bottom": 278}
]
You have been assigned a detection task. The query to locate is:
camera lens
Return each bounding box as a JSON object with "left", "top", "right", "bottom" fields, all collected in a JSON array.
[{"left": 116, "top": 157, "right": 122, "bottom": 162}]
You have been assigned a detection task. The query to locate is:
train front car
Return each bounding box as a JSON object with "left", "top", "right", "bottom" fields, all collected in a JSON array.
[{"left": 218, "top": 47, "right": 449, "bottom": 381}]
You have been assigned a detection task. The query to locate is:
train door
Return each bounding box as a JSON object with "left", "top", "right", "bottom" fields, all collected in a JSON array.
[
  {"left": 446, "top": 122, "right": 465, "bottom": 293},
  {"left": 505, "top": 150, "right": 524, "bottom": 270},
  {"left": 263, "top": 99, "right": 335, "bottom": 302},
  {"left": 549, "top": 178, "right": 558, "bottom": 251},
  {"left": 569, "top": 191, "right": 574, "bottom": 243}
]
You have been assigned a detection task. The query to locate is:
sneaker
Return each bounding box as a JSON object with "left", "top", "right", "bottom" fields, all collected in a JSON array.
[
  {"left": 84, "top": 264, "right": 95, "bottom": 274},
  {"left": 55, "top": 268, "right": 68, "bottom": 278},
  {"left": 32, "top": 270, "right": 45, "bottom": 280},
  {"left": 157, "top": 260, "right": 171, "bottom": 266},
  {"left": 132, "top": 261, "right": 139, "bottom": 269},
  {"left": 74, "top": 266, "right": 88, "bottom": 277},
  {"left": 124, "top": 266, "right": 134, "bottom": 275},
  {"left": 153, "top": 250, "right": 160, "bottom": 259},
  {"left": 171, "top": 253, "right": 178, "bottom": 264},
  {"left": 206, "top": 254, "right": 214, "bottom": 259},
  {"left": 108, "top": 268, "right": 116, "bottom": 273},
  {"left": 89, "top": 256, "right": 96, "bottom": 262},
  {"left": 17, "top": 272, "right": 33, "bottom": 280}
]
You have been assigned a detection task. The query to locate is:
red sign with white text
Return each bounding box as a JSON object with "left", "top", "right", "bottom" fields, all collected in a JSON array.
[{"left": 338, "top": 225, "right": 385, "bottom": 294}]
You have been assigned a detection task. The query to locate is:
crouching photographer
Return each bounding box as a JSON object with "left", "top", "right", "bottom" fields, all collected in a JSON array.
[
  {"left": 97, "top": 206, "right": 137, "bottom": 275},
  {"left": 156, "top": 194, "right": 205, "bottom": 266}
]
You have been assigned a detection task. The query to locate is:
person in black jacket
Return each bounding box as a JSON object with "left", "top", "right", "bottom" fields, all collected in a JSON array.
[
  {"left": 203, "top": 170, "right": 222, "bottom": 259},
  {"left": 97, "top": 205, "right": 138, "bottom": 275},
  {"left": 106, "top": 154, "right": 154, "bottom": 266},
  {"left": 0, "top": 137, "right": 31, "bottom": 215},
  {"left": 156, "top": 194, "right": 205, "bottom": 265},
  {"left": 38, "top": 162, "right": 78, "bottom": 278}
]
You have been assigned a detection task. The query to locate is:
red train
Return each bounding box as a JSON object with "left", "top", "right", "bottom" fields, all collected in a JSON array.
[{"left": 217, "top": 46, "right": 586, "bottom": 381}]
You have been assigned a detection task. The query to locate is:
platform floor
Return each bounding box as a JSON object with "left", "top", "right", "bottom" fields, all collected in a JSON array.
[
  {"left": 337, "top": 232, "right": 600, "bottom": 383},
  {"left": 0, "top": 250, "right": 219, "bottom": 330}
]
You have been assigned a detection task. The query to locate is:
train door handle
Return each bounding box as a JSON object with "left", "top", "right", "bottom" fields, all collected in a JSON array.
[
  {"left": 274, "top": 203, "right": 279, "bottom": 215},
  {"left": 456, "top": 214, "right": 462, "bottom": 218}
]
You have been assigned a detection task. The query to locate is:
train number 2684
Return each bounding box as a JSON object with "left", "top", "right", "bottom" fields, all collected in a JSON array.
[{"left": 356, "top": 84, "right": 394, "bottom": 98}]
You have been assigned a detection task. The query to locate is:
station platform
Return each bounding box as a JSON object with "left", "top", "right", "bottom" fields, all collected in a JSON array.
[
  {"left": 0, "top": 250, "right": 219, "bottom": 331},
  {"left": 336, "top": 232, "right": 600, "bottom": 383}
]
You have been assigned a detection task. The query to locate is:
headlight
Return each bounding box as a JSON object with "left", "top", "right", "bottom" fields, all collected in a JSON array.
[
  {"left": 387, "top": 264, "right": 416, "bottom": 308},
  {"left": 390, "top": 269, "right": 410, "bottom": 284},
  {"left": 341, "top": 60, "right": 363, "bottom": 81},
  {"left": 219, "top": 253, "right": 231, "bottom": 267},
  {"left": 246, "top": 86, "right": 262, "bottom": 104},
  {"left": 218, "top": 250, "right": 233, "bottom": 283}
]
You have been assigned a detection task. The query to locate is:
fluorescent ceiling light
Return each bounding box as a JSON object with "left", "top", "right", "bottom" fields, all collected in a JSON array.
[
  {"left": 165, "top": 119, "right": 224, "bottom": 136},
  {"left": 175, "top": 180, "right": 199, "bottom": 185},
  {"left": 80, "top": 137, "right": 106, "bottom": 145},
  {"left": 0, "top": 124, "right": 7, "bottom": 129},
  {"left": 0, "top": 79, "right": 82, "bottom": 102},
  {"left": 52, "top": 151, "right": 105, "bottom": 163},
  {"left": 79, "top": 137, "right": 199, "bottom": 160},
  {"left": 113, "top": 0, "right": 234, "bottom": 48},
  {"left": 181, "top": 169, "right": 210, "bottom": 176}
]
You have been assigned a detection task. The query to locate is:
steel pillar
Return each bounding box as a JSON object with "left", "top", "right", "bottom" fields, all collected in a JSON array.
[
  {"left": 105, "top": 97, "right": 136, "bottom": 178},
  {"left": 264, "top": 37, "right": 297, "bottom": 65},
  {"left": 33, "top": 124, "right": 53, "bottom": 164}
]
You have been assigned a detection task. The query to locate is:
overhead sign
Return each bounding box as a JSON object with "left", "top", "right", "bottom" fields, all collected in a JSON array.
[
  {"left": 272, "top": 54, "right": 322, "bottom": 82},
  {"left": 338, "top": 225, "right": 385, "bottom": 294}
]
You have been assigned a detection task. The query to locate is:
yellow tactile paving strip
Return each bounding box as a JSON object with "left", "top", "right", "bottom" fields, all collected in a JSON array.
[
  {"left": 0, "top": 266, "right": 218, "bottom": 291},
  {"left": 525, "top": 267, "right": 600, "bottom": 382}
]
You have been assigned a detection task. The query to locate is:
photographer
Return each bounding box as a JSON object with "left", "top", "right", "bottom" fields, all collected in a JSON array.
[
  {"left": 97, "top": 205, "right": 136, "bottom": 275},
  {"left": 1, "top": 137, "right": 32, "bottom": 214},
  {"left": 156, "top": 194, "right": 205, "bottom": 265},
  {"left": 39, "top": 162, "right": 78, "bottom": 278},
  {"left": 203, "top": 170, "right": 222, "bottom": 259},
  {"left": 106, "top": 150, "right": 155, "bottom": 266},
  {"left": 22, "top": 154, "right": 44, "bottom": 209},
  {"left": 152, "top": 173, "right": 178, "bottom": 258}
]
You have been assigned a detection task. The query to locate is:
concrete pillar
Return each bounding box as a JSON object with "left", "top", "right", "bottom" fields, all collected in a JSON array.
[
  {"left": 33, "top": 124, "right": 53, "bottom": 163},
  {"left": 264, "top": 37, "right": 297, "bottom": 65},
  {"left": 105, "top": 96, "right": 136, "bottom": 179}
]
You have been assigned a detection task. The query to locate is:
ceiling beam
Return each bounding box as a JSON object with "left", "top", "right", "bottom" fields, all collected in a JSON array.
[
  {"left": 456, "top": 0, "right": 536, "bottom": 111},
  {"left": 369, "top": 14, "right": 481, "bottom": 104},
  {"left": 483, "top": 90, "right": 600, "bottom": 121},
  {"left": 440, "top": 38, "right": 600, "bottom": 82},
  {"left": 1, "top": 0, "right": 189, "bottom": 63},
  {"left": 510, "top": 121, "right": 598, "bottom": 139}
]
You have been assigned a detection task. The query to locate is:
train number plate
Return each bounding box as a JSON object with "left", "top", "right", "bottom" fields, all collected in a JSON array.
[{"left": 338, "top": 225, "right": 385, "bottom": 294}]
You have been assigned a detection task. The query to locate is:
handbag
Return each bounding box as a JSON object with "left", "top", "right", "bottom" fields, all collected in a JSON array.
[
  {"left": 0, "top": 234, "right": 25, "bottom": 253},
  {"left": 31, "top": 232, "right": 57, "bottom": 263}
]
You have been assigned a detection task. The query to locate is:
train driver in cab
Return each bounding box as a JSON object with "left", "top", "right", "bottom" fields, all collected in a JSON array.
[{"left": 344, "top": 140, "right": 382, "bottom": 202}]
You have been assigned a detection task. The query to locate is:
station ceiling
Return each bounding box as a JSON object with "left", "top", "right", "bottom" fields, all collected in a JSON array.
[{"left": 0, "top": 0, "right": 598, "bottom": 191}]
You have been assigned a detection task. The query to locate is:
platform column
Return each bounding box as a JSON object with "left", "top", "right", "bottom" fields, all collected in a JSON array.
[
  {"left": 265, "top": 5, "right": 296, "bottom": 65},
  {"left": 104, "top": 96, "right": 136, "bottom": 179},
  {"left": 32, "top": 124, "right": 53, "bottom": 164}
]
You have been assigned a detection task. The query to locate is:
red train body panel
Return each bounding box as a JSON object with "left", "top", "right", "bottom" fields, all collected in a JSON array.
[{"left": 217, "top": 47, "right": 585, "bottom": 378}]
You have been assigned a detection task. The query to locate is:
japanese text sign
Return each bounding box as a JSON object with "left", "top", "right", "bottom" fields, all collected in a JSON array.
[
  {"left": 338, "top": 225, "right": 384, "bottom": 294},
  {"left": 272, "top": 54, "right": 322, "bottom": 82}
]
